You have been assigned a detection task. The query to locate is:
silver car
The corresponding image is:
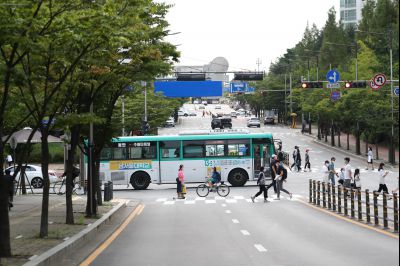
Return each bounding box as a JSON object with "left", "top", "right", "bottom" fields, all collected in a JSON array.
[{"left": 247, "top": 117, "right": 261, "bottom": 128}]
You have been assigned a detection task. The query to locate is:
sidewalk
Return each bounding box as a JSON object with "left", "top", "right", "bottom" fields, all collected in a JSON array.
[
  {"left": 288, "top": 123, "right": 399, "bottom": 169},
  {"left": 1, "top": 193, "right": 125, "bottom": 266}
]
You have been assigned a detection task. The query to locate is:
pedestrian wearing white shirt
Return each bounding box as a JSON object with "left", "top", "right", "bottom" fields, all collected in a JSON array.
[
  {"left": 366, "top": 147, "right": 374, "bottom": 170},
  {"left": 343, "top": 157, "right": 352, "bottom": 189},
  {"left": 322, "top": 160, "right": 330, "bottom": 184},
  {"left": 6, "top": 154, "right": 12, "bottom": 167},
  {"left": 377, "top": 163, "right": 390, "bottom": 195}
]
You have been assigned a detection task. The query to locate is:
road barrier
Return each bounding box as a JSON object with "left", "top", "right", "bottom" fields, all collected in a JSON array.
[{"left": 309, "top": 179, "right": 399, "bottom": 233}]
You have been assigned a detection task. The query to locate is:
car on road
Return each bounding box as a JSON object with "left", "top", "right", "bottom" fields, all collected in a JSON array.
[
  {"left": 201, "top": 101, "right": 208, "bottom": 106},
  {"left": 211, "top": 117, "right": 232, "bottom": 129},
  {"left": 188, "top": 110, "right": 197, "bottom": 116},
  {"left": 198, "top": 105, "right": 205, "bottom": 109},
  {"left": 165, "top": 118, "right": 175, "bottom": 127},
  {"left": 264, "top": 116, "right": 275, "bottom": 125},
  {"left": 193, "top": 100, "right": 200, "bottom": 104},
  {"left": 230, "top": 112, "right": 237, "bottom": 118},
  {"left": 5, "top": 164, "right": 59, "bottom": 188},
  {"left": 214, "top": 105, "right": 222, "bottom": 109},
  {"left": 247, "top": 117, "right": 261, "bottom": 128},
  {"left": 178, "top": 110, "right": 189, "bottom": 117}
]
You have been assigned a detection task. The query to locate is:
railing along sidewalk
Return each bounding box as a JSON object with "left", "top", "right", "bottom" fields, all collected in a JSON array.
[{"left": 309, "top": 179, "right": 399, "bottom": 233}]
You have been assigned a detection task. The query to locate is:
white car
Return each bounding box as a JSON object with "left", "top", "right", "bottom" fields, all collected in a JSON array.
[
  {"left": 193, "top": 100, "right": 200, "bottom": 104},
  {"left": 247, "top": 117, "right": 261, "bottom": 128},
  {"left": 165, "top": 118, "right": 175, "bottom": 127},
  {"left": 198, "top": 105, "right": 205, "bottom": 109},
  {"left": 201, "top": 101, "right": 208, "bottom": 105},
  {"left": 214, "top": 105, "right": 222, "bottom": 109},
  {"left": 178, "top": 110, "right": 189, "bottom": 117},
  {"left": 5, "top": 164, "right": 59, "bottom": 188}
]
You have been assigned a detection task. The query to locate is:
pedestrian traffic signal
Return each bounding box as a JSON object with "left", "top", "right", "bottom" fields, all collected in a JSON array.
[
  {"left": 301, "top": 82, "right": 323, "bottom": 89},
  {"left": 345, "top": 81, "right": 367, "bottom": 88},
  {"left": 234, "top": 72, "right": 264, "bottom": 81}
]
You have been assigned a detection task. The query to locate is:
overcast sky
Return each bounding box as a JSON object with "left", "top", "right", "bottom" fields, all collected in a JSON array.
[{"left": 157, "top": 0, "right": 340, "bottom": 73}]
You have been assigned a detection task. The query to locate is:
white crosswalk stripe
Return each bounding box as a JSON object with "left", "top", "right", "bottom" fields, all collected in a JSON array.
[{"left": 155, "top": 194, "right": 303, "bottom": 205}]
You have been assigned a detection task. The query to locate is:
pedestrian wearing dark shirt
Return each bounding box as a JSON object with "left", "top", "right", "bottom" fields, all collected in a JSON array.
[
  {"left": 275, "top": 160, "right": 292, "bottom": 200},
  {"left": 304, "top": 149, "right": 311, "bottom": 172},
  {"left": 265, "top": 155, "right": 278, "bottom": 196},
  {"left": 5, "top": 169, "right": 14, "bottom": 210},
  {"left": 251, "top": 166, "right": 268, "bottom": 203}
]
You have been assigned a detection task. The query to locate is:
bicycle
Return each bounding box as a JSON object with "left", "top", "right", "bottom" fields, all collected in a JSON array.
[
  {"left": 53, "top": 176, "right": 84, "bottom": 195},
  {"left": 196, "top": 179, "right": 230, "bottom": 197}
]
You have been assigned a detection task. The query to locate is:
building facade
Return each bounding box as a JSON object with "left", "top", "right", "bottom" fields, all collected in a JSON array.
[{"left": 340, "top": 0, "right": 365, "bottom": 28}]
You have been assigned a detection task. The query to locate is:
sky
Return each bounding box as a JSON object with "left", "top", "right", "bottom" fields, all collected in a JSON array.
[{"left": 156, "top": 0, "right": 340, "bottom": 73}]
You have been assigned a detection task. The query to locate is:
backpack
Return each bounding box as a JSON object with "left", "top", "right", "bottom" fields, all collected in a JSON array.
[
  {"left": 281, "top": 168, "right": 288, "bottom": 180},
  {"left": 214, "top": 171, "right": 221, "bottom": 182}
]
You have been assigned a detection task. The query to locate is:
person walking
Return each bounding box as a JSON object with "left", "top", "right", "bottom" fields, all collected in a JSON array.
[
  {"left": 353, "top": 168, "right": 361, "bottom": 190},
  {"left": 377, "top": 163, "right": 390, "bottom": 197},
  {"left": 275, "top": 160, "right": 292, "bottom": 200},
  {"left": 6, "top": 154, "right": 12, "bottom": 167},
  {"left": 251, "top": 166, "right": 268, "bottom": 203},
  {"left": 176, "top": 164, "right": 185, "bottom": 199},
  {"left": 343, "top": 157, "right": 353, "bottom": 189},
  {"left": 304, "top": 149, "right": 311, "bottom": 172},
  {"left": 265, "top": 155, "right": 278, "bottom": 197},
  {"left": 366, "top": 147, "right": 374, "bottom": 170},
  {"left": 328, "top": 157, "right": 338, "bottom": 185},
  {"left": 290, "top": 146, "right": 298, "bottom": 171},
  {"left": 295, "top": 146, "right": 302, "bottom": 172},
  {"left": 338, "top": 168, "right": 345, "bottom": 186},
  {"left": 4, "top": 169, "right": 14, "bottom": 210},
  {"left": 322, "top": 160, "right": 330, "bottom": 184}
]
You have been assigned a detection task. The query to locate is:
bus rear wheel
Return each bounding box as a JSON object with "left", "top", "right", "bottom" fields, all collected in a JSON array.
[
  {"left": 228, "top": 169, "right": 248, "bottom": 187},
  {"left": 130, "top": 172, "right": 150, "bottom": 190}
]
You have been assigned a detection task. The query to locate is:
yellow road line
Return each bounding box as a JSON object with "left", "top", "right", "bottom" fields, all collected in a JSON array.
[
  {"left": 298, "top": 199, "right": 399, "bottom": 239},
  {"left": 80, "top": 204, "right": 145, "bottom": 266}
]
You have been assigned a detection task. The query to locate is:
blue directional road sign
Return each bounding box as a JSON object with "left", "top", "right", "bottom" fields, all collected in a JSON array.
[
  {"left": 331, "top": 91, "right": 341, "bottom": 102},
  {"left": 230, "top": 82, "right": 248, "bottom": 93},
  {"left": 326, "top": 70, "right": 340, "bottom": 84},
  {"left": 394, "top": 86, "right": 399, "bottom": 96}
]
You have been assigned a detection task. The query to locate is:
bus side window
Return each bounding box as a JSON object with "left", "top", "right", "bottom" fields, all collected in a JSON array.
[{"left": 160, "top": 141, "right": 180, "bottom": 159}]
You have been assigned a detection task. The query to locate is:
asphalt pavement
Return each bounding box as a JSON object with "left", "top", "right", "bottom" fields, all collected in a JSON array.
[{"left": 89, "top": 103, "right": 399, "bottom": 266}]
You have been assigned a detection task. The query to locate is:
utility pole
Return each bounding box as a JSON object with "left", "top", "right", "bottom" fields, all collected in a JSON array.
[
  {"left": 289, "top": 73, "right": 293, "bottom": 115},
  {"left": 284, "top": 74, "right": 287, "bottom": 125},
  {"left": 256, "top": 58, "right": 262, "bottom": 72},
  {"left": 121, "top": 95, "right": 125, "bottom": 136}
]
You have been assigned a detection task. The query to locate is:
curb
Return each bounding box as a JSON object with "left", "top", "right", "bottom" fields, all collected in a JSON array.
[{"left": 23, "top": 199, "right": 130, "bottom": 266}]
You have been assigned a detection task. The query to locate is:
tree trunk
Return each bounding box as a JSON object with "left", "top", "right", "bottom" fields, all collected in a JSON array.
[
  {"left": 330, "top": 120, "right": 335, "bottom": 146},
  {"left": 375, "top": 137, "right": 379, "bottom": 160},
  {"left": 0, "top": 141, "right": 11, "bottom": 256},
  {"left": 39, "top": 128, "right": 50, "bottom": 238},
  {"left": 338, "top": 127, "right": 341, "bottom": 147},
  {"left": 366, "top": 138, "right": 369, "bottom": 155},
  {"left": 95, "top": 156, "right": 102, "bottom": 206},
  {"left": 317, "top": 119, "right": 321, "bottom": 140},
  {"left": 324, "top": 126, "right": 328, "bottom": 143},
  {"left": 356, "top": 122, "right": 361, "bottom": 155},
  {"left": 347, "top": 132, "right": 350, "bottom": 150},
  {"left": 85, "top": 143, "right": 98, "bottom": 217}
]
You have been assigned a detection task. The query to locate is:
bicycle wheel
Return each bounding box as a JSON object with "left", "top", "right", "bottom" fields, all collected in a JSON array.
[
  {"left": 217, "top": 184, "right": 230, "bottom": 197},
  {"left": 196, "top": 184, "right": 209, "bottom": 197},
  {"left": 54, "top": 181, "right": 66, "bottom": 195},
  {"left": 73, "top": 183, "right": 85, "bottom": 195}
]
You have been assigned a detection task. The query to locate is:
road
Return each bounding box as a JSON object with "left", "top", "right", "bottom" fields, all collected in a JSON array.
[{"left": 90, "top": 103, "right": 399, "bottom": 266}]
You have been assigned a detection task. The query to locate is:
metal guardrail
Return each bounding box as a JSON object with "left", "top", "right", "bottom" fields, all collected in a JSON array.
[{"left": 309, "top": 179, "right": 399, "bottom": 232}]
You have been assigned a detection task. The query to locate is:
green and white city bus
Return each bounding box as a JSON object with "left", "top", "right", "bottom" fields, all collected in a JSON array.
[{"left": 98, "top": 130, "right": 277, "bottom": 190}]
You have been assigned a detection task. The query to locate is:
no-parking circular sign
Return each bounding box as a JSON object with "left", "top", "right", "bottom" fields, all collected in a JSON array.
[{"left": 369, "top": 79, "right": 381, "bottom": 91}]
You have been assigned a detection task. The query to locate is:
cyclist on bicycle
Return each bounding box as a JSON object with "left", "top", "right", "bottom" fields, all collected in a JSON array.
[
  {"left": 61, "top": 165, "right": 80, "bottom": 189},
  {"left": 208, "top": 167, "right": 221, "bottom": 190}
]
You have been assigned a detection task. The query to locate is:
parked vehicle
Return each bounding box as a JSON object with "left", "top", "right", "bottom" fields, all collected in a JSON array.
[
  {"left": 214, "top": 105, "right": 222, "bottom": 109},
  {"left": 5, "top": 165, "right": 59, "bottom": 188},
  {"left": 247, "top": 117, "right": 261, "bottom": 128},
  {"left": 230, "top": 112, "right": 237, "bottom": 118},
  {"left": 211, "top": 117, "right": 232, "bottom": 129},
  {"left": 198, "top": 105, "right": 205, "bottom": 109},
  {"left": 201, "top": 101, "right": 208, "bottom": 106},
  {"left": 193, "top": 100, "right": 200, "bottom": 104}
]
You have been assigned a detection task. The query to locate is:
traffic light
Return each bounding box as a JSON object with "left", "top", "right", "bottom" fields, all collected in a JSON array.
[
  {"left": 176, "top": 73, "right": 206, "bottom": 81},
  {"left": 345, "top": 81, "right": 367, "bottom": 88},
  {"left": 301, "top": 82, "right": 323, "bottom": 88},
  {"left": 234, "top": 72, "right": 264, "bottom": 81}
]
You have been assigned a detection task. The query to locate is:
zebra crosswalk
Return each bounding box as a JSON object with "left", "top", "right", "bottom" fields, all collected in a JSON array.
[{"left": 156, "top": 194, "right": 304, "bottom": 205}]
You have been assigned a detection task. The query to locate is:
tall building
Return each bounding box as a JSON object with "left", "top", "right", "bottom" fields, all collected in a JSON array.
[{"left": 340, "top": 0, "right": 365, "bottom": 28}]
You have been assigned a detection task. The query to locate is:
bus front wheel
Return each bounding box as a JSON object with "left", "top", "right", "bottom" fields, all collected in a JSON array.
[
  {"left": 130, "top": 172, "right": 151, "bottom": 190},
  {"left": 228, "top": 169, "right": 248, "bottom": 187}
]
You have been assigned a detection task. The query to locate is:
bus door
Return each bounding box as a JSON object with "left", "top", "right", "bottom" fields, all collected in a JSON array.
[{"left": 253, "top": 139, "right": 272, "bottom": 179}]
